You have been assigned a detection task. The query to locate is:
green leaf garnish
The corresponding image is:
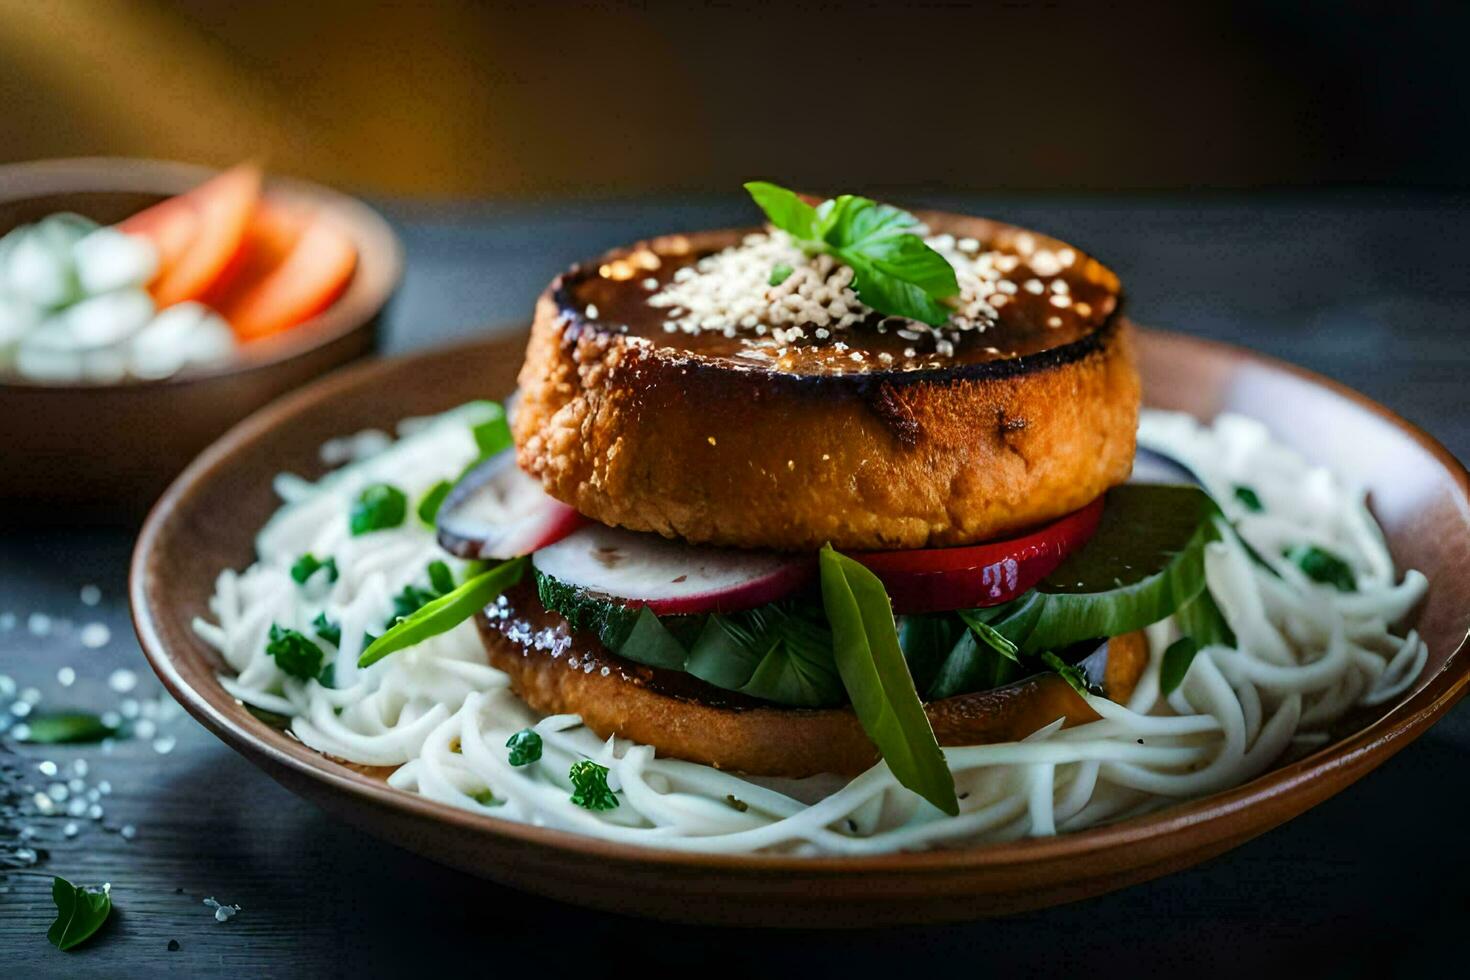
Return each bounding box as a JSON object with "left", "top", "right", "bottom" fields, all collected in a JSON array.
[
  {"left": 925, "top": 608, "right": 1024, "bottom": 700},
  {"left": 471, "top": 411, "right": 513, "bottom": 460},
  {"left": 317, "top": 662, "right": 336, "bottom": 689},
  {"left": 312, "top": 612, "right": 342, "bottom": 647},
  {"left": 349, "top": 483, "right": 408, "bottom": 536},
  {"left": 266, "top": 625, "right": 325, "bottom": 680},
  {"left": 1041, "top": 651, "right": 1096, "bottom": 697},
  {"left": 506, "top": 728, "right": 543, "bottom": 767},
  {"left": 290, "top": 553, "right": 331, "bottom": 584},
  {"left": 359, "top": 557, "right": 526, "bottom": 667},
  {"left": 1159, "top": 637, "right": 1198, "bottom": 696},
  {"left": 768, "top": 263, "right": 794, "bottom": 286},
  {"left": 470, "top": 788, "right": 501, "bottom": 807},
  {"left": 819, "top": 545, "right": 957, "bottom": 816},
  {"left": 418, "top": 480, "right": 453, "bottom": 525},
  {"left": 744, "top": 181, "right": 959, "bottom": 326},
  {"left": 1233, "top": 485, "right": 1264, "bottom": 512},
  {"left": 19, "top": 712, "right": 117, "bottom": 745},
  {"left": 568, "top": 760, "right": 618, "bottom": 811},
  {"left": 427, "top": 560, "right": 456, "bottom": 596},
  {"left": 47, "top": 877, "right": 112, "bottom": 951},
  {"left": 1285, "top": 544, "right": 1356, "bottom": 592}
]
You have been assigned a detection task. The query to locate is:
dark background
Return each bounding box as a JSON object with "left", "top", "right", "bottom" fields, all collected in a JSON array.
[
  {"left": 2, "top": 1, "right": 1469, "bottom": 977},
  {"left": 1, "top": 0, "right": 1466, "bottom": 197}
]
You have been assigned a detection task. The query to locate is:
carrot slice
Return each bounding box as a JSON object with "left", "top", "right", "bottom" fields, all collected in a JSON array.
[
  {"left": 208, "top": 204, "right": 357, "bottom": 342},
  {"left": 119, "top": 163, "right": 262, "bottom": 307}
]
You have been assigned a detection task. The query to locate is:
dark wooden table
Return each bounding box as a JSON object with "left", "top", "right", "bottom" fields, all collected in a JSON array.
[{"left": 3, "top": 193, "right": 1467, "bottom": 977}]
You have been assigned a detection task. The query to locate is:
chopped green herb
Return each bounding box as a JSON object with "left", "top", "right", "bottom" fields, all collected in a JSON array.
[
  {"left": 506, "top": 728, "right": 543, "bottom": 767},
  {"left": 568, "top": 760, "right": 619, "bottom": 811},
  {"left": 317, "top": 662, "right": 336, "bottom": 689},
  {"left": 469, "top": 788, "right": 500, "bottom": 807},
  {"left": 18, "top": 712, "right": 117, "bottom": 745},
  {"left": 1159, "top": 637, "right": 1199, "bottom": 695},
  {"left": 1285, "top": 544, "right": 1356, "bottom": 592},
  {"left": 265, "top": 624, "right": 325, "bottom": 680},
  {"left": 47, "top": 877, "right": 112, "bottom": 951},
  {"left": 1233, "top": 485, "right": 1264, "bottom": 512},
  {"left": 290, "top": 553, "right": 325, "bottom": 584},
  {"left": 312, "top": 612, "right": 342, "bottom": 647},
  {"left": 360, "top": 558, "right": 527, "bottom": 667},
  {"left": 349, "top": 483, "right": 408, "bottom": 536},
  {"left": 427, "top": 560, "right": 456, "bottom": 596},
  {"left": 745, "top": 181, "right": 960, "bottom": 326},
  {"left": 768, "top": 262, "right": 794, "bottom": 286},
  {"left": 388, "top": 584, "right": 440, "bottom": 627},
  {"left": 725, "top": 794, "right": 749, "bottom": 812},
  {"left": 472, "top": 413, "right": 513, "bottom": 460},
  {"left": 1041, "top": 651, "right": 1096, "bottom": 697},
  {"left": 418, "top": 480, "right": 453, "bottom": 525},
  {"left": 819, "top": 545, "right": 958, "bottom": 815}
]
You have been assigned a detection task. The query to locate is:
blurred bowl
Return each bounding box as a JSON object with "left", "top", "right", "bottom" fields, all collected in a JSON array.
[{"left": 0, "top": 157, "right": 402, "bottom": 520}]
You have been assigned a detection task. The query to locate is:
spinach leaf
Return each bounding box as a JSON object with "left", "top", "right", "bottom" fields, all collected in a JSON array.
[
  {"left": 820, "top": 545, "right": 957, "bottom": 816},
  {"left": 48, "top": 877, "right": 111, "bottom": 951},
  {"left": 686, "top": 604, "right": 843, "bottom": 707},
  {"left": 266, "top": 625, "right": 325, "bottom": 680}
]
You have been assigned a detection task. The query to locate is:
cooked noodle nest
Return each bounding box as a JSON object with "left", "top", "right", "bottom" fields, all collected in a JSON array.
[{"left": 196, "top": 408, "right": 1428, "bottom": 855}]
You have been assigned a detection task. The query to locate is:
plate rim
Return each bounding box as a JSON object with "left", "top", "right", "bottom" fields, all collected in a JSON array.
[{"left": 129, "top": 326, "right": 1470, "bottom": 876}]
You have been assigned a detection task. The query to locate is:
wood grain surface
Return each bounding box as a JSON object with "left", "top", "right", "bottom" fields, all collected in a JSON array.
[{"left": 3, "top": 192, "right": 1469, "bottom": 975}]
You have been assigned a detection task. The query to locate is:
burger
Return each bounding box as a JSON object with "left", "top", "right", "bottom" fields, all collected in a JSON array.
[{"left": 424, "top": 183, "right": 1218, "bottom": 814}]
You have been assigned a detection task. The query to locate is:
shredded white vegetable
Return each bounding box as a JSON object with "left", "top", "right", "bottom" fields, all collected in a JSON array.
[{"left": 195, "top": 408, "right": 1428, "bottom": 855}]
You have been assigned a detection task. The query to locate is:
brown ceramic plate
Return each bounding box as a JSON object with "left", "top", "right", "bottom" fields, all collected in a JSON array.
[
  {"left": 130, "top": 327, "right": 1470, "bottom": 928},
  {"left": 0, "top": 158, "right": 402, "bottom": 518}
]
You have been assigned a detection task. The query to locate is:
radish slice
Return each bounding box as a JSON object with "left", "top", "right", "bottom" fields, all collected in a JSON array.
[
  {"left": 436, "top": 449, "right": 585, "bottom": 560},
  {"left": 853, "top": 498, "right": 1105, "bottom": 615},
  {"left": 532, "top": 524, "right": 812, "bottom": 616}
]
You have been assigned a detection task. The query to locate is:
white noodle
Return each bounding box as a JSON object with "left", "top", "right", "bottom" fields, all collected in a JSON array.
[{"left": 194, "top": 408, "right": 1429, "bottom": 855}]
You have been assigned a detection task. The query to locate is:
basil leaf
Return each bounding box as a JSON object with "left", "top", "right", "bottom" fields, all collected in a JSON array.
[
  {"left": 1285, "top": 544, "right": 1356, "bottom": 592},
  {"left": 265, "top": 625, "right": 325, "bottom": 680},
  {"left": 349, "top": 483, "right": 408, "bottom": 536},
  {"left": 506, "top": 728, "right": 543, "bottom": 766},
  {"left": 926, "top": 609, "right": 1025, "bottom": 700},
  {"left": 1159, "top": 637, "right": 1198, "bottom": 696},
  {"left": 743, "top": 181, "right": 820, "bottom": 240},
  {"left": 19, "top": 712, "right": 117, "bottom": 745},
  {"left": 819, "top": 546, "right": 957, "bottom": 816},
  {"left": 897, "top": 613, "right": 967, "bottom": 695},
  {"left": 417, "top": 480, "right": 453, "bottom": 525},
  {"left": 568, "top": 760, "right": 618, "bottom": 811},
  {"left": 360, "top": 557, "right": 526, "bottom": 667},
  {"left": 48, "top": 877, "right": 111, "bottom": 951},
  {"left": 1017, "top": 484, "right": 1218, "bottom": 654},
  {"left": 744, "top": 182, "right": 958, "bottom": 325}
]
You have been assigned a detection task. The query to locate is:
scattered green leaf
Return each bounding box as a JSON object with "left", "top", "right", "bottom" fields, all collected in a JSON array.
[
  {"left": 568, "top": 760, "right": 619, "bottom": 811},
  {"left": 427, "top": 560, "right": 456, "bottom": 596},
  {"left": 1041, "top": 651, "right": 1096, "bottom": 697},
  {"left": 317, "top": 662, "right": 336, "bottom": 689},
  {"left": 18, "top": 712, "right": 117, "bottom": 745},
  {"left": 418, "top": 480, "right": 453, "bottom": 525},
  {"left": 360, "top": 558, "right": 527, "bottom": 667},
  {"left": 349, "top": 483, "right": 408, "bottom": 536},
  {"left": 471, "top": 412, "right": 513, "bottom": 460},
  {"left": 265, "top": 624, "right": 325, "bottom": 680},
  {"left": 768, "top": 262, "right": 794, "bottom": 286},
  {"left": 1233, "top": 485, "right": 1264, "bottom": 513},
  {"left": 1285, "top": 544, "right": 1356, "bottom": 592},
  {"left": 312, "top": 612, "right": 342, "bottom": 647},
  {"left": 506, "top": 728, "right": 543, "bottom": 767},
  {"left": 819, "top": 545, "right": 957, "bottom": 815},
  {"left": 469, "top": 788, "right": 501, "bottom": 807},
  {"left": 47, "top": 877, "right": 111, "bottom": 951}
]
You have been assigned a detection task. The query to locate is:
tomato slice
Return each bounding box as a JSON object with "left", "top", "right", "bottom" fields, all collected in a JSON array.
[
  {"left": 852, "top": 497, "right": 1105, "bottom": 614},
  {"left": 207, "top": 202, "right": 357, "bottom": 342},
  {"left": 119, "top": 163, "right": 262, "bottom": 307}
]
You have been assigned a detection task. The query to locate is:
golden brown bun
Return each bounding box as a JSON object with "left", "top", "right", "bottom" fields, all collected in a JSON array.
[
  {"left": 476, "top": 589, "right": 1148, "bottom": 778},
  {"left": 514, "top": 214, "right": 1140, "bottom": 551}
]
